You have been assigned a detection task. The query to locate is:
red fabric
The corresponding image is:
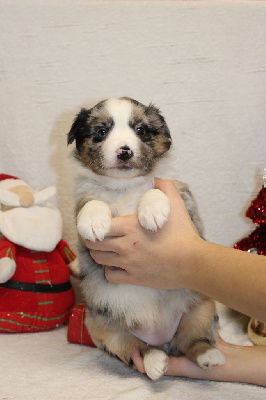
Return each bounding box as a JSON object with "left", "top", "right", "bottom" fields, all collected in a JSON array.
[
  {"left": 67, "top": 303, "right": 96, "bottom": 347},
  {"left": 0, "top": 237, "right": 75, "bottom": 332},
  {"left": 0, "top": 174, "right": 19, "bottom": 181}
]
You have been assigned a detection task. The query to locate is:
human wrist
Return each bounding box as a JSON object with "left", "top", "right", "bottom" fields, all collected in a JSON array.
[{"left": 173, "top": 236, "right": 206, "bottom": 291}]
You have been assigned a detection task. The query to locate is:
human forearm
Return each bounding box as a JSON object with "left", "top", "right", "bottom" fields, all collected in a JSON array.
[{"left": 185, "top": 240, "right": 266, "bottom": 322}]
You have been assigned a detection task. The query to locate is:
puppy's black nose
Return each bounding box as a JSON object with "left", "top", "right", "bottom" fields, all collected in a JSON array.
[{"left": 117, "top": 146, "right": 133, "bottom": 161}]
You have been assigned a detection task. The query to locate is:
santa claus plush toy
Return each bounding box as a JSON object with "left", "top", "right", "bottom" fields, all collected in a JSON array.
[{"left": 0, "top": 174, "right": 76, "bottom": 332}]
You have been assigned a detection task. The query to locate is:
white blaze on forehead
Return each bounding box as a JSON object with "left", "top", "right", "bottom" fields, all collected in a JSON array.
[
  {"left": 102, "top": 98, "right": 141, "bottom": 169},
  {"left": 106, "top": 98, "right": 132, "bottom": 127}
]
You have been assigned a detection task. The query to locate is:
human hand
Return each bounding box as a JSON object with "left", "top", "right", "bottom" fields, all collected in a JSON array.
[
  {"left": 85, "top": 178, "right": 202, "bottom": 290},
  {"left": 131, "top": 337, "right": 266, "bottom": 386}
]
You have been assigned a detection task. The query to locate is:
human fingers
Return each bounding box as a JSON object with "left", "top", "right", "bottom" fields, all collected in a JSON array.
[
  {"left": 104, "top": 214, "right": 139, "bottom": 238},
  {"left": 154, "top": 178, "right": 190, "bottom": 218},
  {"left": 104, "top": 266, "right": 136, "bottom": 284},
  {"left": 85, "top": 214, "right": 141, "bottom": 253},
  {"left": 84, "top": 215, "right": 140, "bottom": 251},
  {"left": 85, "top": 236, "right": 120, "bottom": 251},
  {"left": 131, "top": 348, "right": 145, "bottom": 373},
  {"left": 154, "top": 178, "right": 199, "bottom": 236},
  {"left": 90, "top": 250, "right": 118, "bottom": 266}
]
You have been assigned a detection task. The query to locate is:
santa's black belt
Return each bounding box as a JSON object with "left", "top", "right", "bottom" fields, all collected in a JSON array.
[{"left": 0, "top": 280, "right": 72, "bottom": 293}]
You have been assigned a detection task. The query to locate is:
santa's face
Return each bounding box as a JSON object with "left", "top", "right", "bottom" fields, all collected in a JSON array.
[{"left": 0, "top": 183, "right": 62, "bottom": 251}]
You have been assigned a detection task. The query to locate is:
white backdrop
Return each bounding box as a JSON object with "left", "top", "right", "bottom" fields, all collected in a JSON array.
[{"left": 1, "top": 0, "right": 265, "bottom": 267}]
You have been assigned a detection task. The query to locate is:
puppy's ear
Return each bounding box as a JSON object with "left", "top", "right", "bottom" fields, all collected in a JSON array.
[
  {"left": 67, "top": 108, "right": 90, "bottom": 145},
  {"left": 146, "top": 103, "right": 172, "bottom": 142}
]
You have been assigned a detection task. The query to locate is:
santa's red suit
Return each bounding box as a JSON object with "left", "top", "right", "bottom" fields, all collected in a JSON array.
[{"left": 0, "top": 237, "right": 75, "bottom": 332}]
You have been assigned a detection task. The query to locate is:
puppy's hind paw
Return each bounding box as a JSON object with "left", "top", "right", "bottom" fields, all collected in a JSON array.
[
  {"left": 143, "top": 349, "right": 169, "bottom": 381},
  {"left": 196, "top": 348, "right": 225, "bottom": 370}
]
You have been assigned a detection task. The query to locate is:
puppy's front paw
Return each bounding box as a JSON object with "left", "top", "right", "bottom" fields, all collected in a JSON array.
[
  {"left": 143, "top": 349, "right": 169, "bottom": 381},
  {"left": 196, "top": 348, "right": 225, "bottom": 370},
  {"left": 77, "top": 200, "right": 112, "bottom": 241},
  {"left": 138, "top": 189, "right": 170, "bottom": 231}
]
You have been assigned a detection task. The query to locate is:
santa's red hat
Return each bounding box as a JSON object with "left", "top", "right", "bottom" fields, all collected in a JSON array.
[
  {"left": 0, "top": 174, "right": 22, "bottom": 188},
  {"left": 0, "top": 174, "right": 19, "bottom": 181}
]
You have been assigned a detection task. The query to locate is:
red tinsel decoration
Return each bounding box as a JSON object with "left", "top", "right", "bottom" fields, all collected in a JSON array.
[
  {"left": 246, "top": 187, "right": 266, "bottom": 225},
  {"left": 235, "top": 186, "right": 266, "bottom": 255},
  {"left": 235, "top": 226, "right": 266, "bottom": 255}
]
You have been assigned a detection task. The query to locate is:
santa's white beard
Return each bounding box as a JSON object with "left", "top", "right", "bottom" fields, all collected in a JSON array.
[{"left": 0, "top": 206, "right": 62, "bottom": 251}]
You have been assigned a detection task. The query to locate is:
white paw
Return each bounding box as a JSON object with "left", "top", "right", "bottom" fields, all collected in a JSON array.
[
  {"left": 143, "top": 349, "right": 169, "bottom": 381},
  {"left": 197, "top": 348, "right": 225, "bottom": 370},
  {"left": 138, "top": 189, "right": 170, "bottom": 232},
  {"left": 0, "top": 257, "right": 16, "bottom": 283},
  {"left": 77, "top": 200, "right": 112, "bottom": 242}
]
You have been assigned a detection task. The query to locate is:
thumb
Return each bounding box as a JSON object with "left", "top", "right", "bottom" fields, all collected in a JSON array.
[
  {"left": 154, "top": 178, "right": 184, "bottom": 204},
  {"left": 154, "top": 179, "right": 196, "bottom": 229}
]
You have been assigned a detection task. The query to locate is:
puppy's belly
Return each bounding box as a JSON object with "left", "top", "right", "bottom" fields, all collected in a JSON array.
[{"left": 131, "top": 313, "right": 183, "bottom": 346}]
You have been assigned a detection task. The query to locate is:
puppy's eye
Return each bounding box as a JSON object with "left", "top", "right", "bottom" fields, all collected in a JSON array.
[
  {"left": 135, "top": 126, "right": 145, "bottom": 135},
  {"left": 96, "top": 128, "right": 107, "bottom": 138}
]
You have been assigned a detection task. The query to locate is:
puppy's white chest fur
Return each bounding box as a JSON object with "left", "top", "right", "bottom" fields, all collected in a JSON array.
[{"left": 100, "top": 181, "right": 152, "bottom": 217}]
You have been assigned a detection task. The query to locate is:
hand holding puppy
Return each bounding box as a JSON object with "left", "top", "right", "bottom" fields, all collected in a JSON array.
[
  {"left": 87, "top": 178, "right": 266, "bottom": 323},
  {"left": 87, "top": 178, "right": 199, "bottom": 290}
]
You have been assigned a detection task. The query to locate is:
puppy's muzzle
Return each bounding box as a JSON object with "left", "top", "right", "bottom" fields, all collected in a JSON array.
[{"left": 117, "top": 146, "right": 133, "bottom": 162}]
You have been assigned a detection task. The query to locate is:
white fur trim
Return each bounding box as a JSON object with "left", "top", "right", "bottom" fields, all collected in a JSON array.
[
  {"left": 0, "top": 189, "right": 20, "bottom": 207},
  {"left": 34, "top": 186, "right": 56, "bottom": 205},
  {"left": 0, "top": 185, "right": 56, "bottom": 207},
  {"left": 0, "top": 206, "right": 62, "bottom": 251},
  {"left": 0, "top": 178, "right": 26, "bottom": 190}
]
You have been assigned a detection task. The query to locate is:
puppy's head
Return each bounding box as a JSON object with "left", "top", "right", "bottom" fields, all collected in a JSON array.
[{"left": 68, "top": 97, "right": 172, "bottom": 179}]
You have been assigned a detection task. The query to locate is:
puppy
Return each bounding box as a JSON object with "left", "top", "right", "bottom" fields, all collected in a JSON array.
[{"left": 67, "top": 97, "right": 225, "bottom": 380}]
